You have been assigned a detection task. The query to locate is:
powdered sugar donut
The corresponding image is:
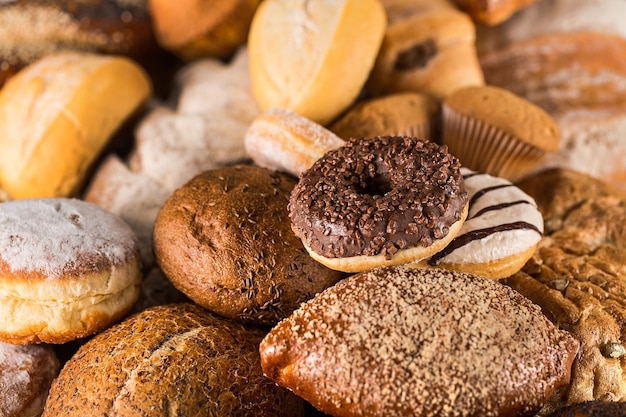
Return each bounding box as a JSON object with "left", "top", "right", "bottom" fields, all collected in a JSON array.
[
  {"left": 245, "top": 107, "right": 345, "bottom": 177},
  {"left": 418, "top": 168, "right": 543, "bottom": 278},
  {"left": 0, "top": 198, "right": 141, "bottom": 344},
  {"left": 0, "top": 342, "right": 60, "bottom": 417}
]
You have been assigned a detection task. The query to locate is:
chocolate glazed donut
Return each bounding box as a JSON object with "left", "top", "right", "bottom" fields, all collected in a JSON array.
[{"left": 289, "top": 136, "right": 469, "bottom": 273}]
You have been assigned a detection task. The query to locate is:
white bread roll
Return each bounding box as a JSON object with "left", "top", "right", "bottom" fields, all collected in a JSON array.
[
  {"left": 248, "top": 0, "right": 386, "bottom": 125},
  {"left": 0, "top": 51, "right": 151, "bottom": 199}
]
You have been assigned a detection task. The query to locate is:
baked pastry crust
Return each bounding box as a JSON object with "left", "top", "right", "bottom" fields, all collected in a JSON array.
[
  {"left": 504, "top": 168, "right": 626, "bottom": 412},
  {"left": 42, "top": 303, "right": 305, "bottom": 417}
]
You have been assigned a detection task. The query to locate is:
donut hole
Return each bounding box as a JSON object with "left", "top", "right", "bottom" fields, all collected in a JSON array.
[{"left": 359, "top": 172, "right": 393, "bottom": 196}]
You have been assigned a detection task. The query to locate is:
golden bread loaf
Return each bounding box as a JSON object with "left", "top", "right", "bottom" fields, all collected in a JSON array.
[
  {"left": 0, "top": 51, "right": 151, "bottom": 199},
  {"left": 248, "top": 0, "right": 387, "bottom": 125}
]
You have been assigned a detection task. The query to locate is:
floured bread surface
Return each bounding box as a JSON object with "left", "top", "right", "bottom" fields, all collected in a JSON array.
[
  {"left": 0, "top": 342, "right": 60, "bottom": 417},
  {"left": 503, "top": 168, "right": 626, "bottom": 412},
  {"left": 42, "top": 303, "right": 305, "bottom": 417},
  {"left": 261, "top": 266, "right": 579, "bottom": 417},
  {"left": 248, "top": 0, "right": 386, "bottom": 124},
  {"left": 0, "top": 198, "right": 142, "bottom": 344}
]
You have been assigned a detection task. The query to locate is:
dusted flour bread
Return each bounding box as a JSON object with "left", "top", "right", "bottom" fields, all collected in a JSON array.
[
  {"left": 442, "top": 85, "right": 560, "bottom": 182},
  {"left": 0, "top": 198, "right": 142, "bottom": 344},
  {"left": 150, "top": 0, "right": 261, "bottom": 60},
  {"left": 154, "top": 165, "right": 344, "bottom": 325},
  {"left": 366, "top": 7, "right": 484, "bottom": 101},
  {"left": 0, "top": 51, "right": 151, "bottom": 199},
  {"left": 0, "top": 342, "right": 60, "bottom": 417},
  {"left": 455, "top": 0, "right": 541, "bottom": 25},
  {"left": 503, "top": 169, "right": 626, "bottom": 412},
  {"left": 330, "top": 92, "right": 439, "bottom": 141},
  {"left": 245, "top": 107, "right": 346, "bottom": 177},
  {"left": 248, "top": 0, "right": 386, "bottom": 125},
  {"left": 261, "top": 266, "right": 579, "bottom": 417},
  {"left": 42, "top": 303, "right": 305, "bottom": 417},
  {"left": 83, "top": 154, "right": 171, "bottom": 269},
  {"left": 0, "top": 0, "right": 157, "bottom": 88},
  {"left": 418, "top": 168, "right": 544, "bottom": 279}
]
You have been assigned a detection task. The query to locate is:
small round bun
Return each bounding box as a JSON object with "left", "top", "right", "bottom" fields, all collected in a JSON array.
[
  {"left": 43, "top": 303, "right": 305, "bottom": 417},
  {"left": 260, "top": 266, "right": 580, "bottom": 417},
  {"left": 154, "top": 165, "right": 344, "bottom": 325},
  {"left": 0, "top": 342, "right": 60, "bottom": 417},
  {"left": 289, "top": 136, "right": 469, "bottom": 273},
  {"left": 0, "top": 198, "right": 142, "bottom": 344}
]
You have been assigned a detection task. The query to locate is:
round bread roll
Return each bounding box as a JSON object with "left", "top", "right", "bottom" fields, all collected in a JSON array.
[
  {"left": 0, "top": 51, "right": 151, "bottom": 199},
  {"left": 42, "top": 303, "right": 305, "bottom": 417},
  {"left": 260, "top": 266, "right": 580, "bottom": 417},
  {"left": 248, "top": 0, "right": 387, "bottom": 125},
  {"left": 0, "top": 342, "right": 60, "bottom": 417},
  {"left": 0, "top": 198, "right": 142, "bottom": 344},
  {"left": 0, "top": 0, "right": 158, "bottom": 88},
  {"left": 150, "top": 0, "right": 261, "bottom": 60},
  {"left": 153, "top": 165, "right": 344, "bottom": 325}
]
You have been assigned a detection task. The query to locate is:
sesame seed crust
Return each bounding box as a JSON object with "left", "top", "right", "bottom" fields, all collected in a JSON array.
[
  {"left": 260, "top": 266, "right": 580, "bottom": 417},
  {"left": 288, "top": 136, "right": 468, "bottom": 260}
]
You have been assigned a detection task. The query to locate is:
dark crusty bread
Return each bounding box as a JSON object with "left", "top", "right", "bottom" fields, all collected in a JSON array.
[
  {"left": 261, "top": 266, "right": 579, "bottom": 417},
  {"left": 42, "top": 303, "right": 305, "bottom": 417},
  {"left": 504, "top": 168, "right": 626, "bottom": 412},
  {"left": 153, "top": 165, "right": 344, "bottom": 325}
]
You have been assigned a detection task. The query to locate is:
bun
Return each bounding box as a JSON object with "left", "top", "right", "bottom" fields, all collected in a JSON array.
[
  {"left": 248, "top": 0, "right": 387, "bottom": 125},
  {"left": 154, "top": 165, "right": 344, "bottom": 325},
  {"left": 0, "top": 198, "right": 141, "bottom": 344},
  {"left": 0, "top": 51, "right": 151, "bottom": 199},
  {"left": 43, "top": 303, "right": 305, "bottom": 417}
]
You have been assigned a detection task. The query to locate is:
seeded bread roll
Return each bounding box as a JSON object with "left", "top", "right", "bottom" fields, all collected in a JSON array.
[
  {"left": 42, "top": 303, "right": 305, "bottom": 417},
  {"left": 0, "top": 51, "right": 151, "bottom": 199},
  {"left": 0, "top": 342, "right": 60, "bottom": 417},
  {"left": 0, "top": 0, "right": 158, "bottom": 88},
  {"left": 153, "top": 165, "right": 344, "bottom": 325},
  {"left": 261, "top": 266, "right": 580, "bottom": 417}
]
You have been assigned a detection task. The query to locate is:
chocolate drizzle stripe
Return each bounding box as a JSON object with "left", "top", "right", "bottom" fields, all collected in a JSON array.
[
  {"left": 462, "top": 171, "right": 483, "bottom": 180},
  {"left": 428, "top": 221, "right": 542, "bottom": 266},
  {"left": 470, "top": 200, "right": 535, "bottom": 220},
  {"left": 468, "top": 184, "right": 515, "bottom": 208}
]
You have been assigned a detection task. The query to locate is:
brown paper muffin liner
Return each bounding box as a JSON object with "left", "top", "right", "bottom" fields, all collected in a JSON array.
[
  {"left": 442, "top": 105, "right": 547, "bottom": 182},
  {"left": 397, "top": 121, "right": 434, "bottom": 142}
]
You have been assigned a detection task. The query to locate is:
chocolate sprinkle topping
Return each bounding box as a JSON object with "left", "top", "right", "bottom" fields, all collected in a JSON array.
[{"left": 288, "top": 136, "right": 467, "bottom": 259}]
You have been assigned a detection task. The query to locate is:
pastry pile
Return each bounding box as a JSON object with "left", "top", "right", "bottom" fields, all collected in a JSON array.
[{"left": 0, "top": 0, "right": 625, "bottom": 416}]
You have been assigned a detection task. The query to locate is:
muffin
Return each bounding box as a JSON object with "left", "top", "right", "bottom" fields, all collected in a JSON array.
[{"left": 442, "top": 85, "right": 560, "bottom": 182}]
